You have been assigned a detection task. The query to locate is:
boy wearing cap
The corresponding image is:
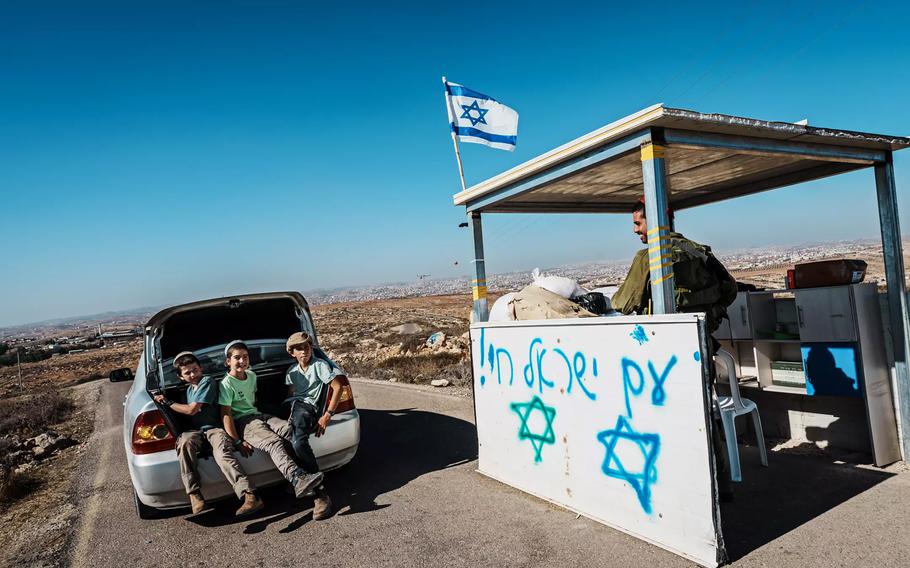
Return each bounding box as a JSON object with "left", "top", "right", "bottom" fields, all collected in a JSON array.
[
  {"left": 285, "top": 331, "right": 345, "bottom": 520},
  {"left": 218, "top": 340, "right": 324, "bottom": 500},
  {"left": 154, "top": 351, "right": 263, "bottom": 516}
]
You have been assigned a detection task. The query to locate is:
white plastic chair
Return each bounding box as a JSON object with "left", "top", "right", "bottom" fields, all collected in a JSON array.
[{"left": 713, "top": 349, "right": 768, "bottom": 482}]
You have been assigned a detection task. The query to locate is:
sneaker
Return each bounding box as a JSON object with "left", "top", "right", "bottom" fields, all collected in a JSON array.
[
  {"left": 284, "top": 484, "right": 315, "bottom": 498},
  {"left": 293, "top": 471, "right": 324, "bottom": 499},
  {"left": 312, "top": 486, "right": 333, "bottom": 521},
  {"left": 235, "top": 491, "right": 264, "bottom": 516},
  {"left": 188, "top": 492, "right": 207, "bottom": 515}
]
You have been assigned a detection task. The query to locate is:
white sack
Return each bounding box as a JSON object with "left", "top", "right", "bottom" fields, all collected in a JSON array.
[
  {"left": 530, "top": 268, "right": 587, "bottom": 299},
  {"left": 488, "top": 293, "right": 517, "bottom": 322}
]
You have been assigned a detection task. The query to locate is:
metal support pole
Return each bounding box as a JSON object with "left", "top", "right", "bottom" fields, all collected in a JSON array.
[
  {"left": 640, "top": 141, "right": 675, "bottom": 314},
  {"left": 17, "top": 348, "right": 22, "bottom": 389},
  {"left": 875, "top": 155, "right": 910, "bottom": 460},
  {"left": 470, "top": 211, "right": 489, "bottom": 322}
]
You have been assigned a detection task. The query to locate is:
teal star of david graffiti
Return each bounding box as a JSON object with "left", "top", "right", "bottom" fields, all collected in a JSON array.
[
  {"left": 597, "top": 415, "right": 660, "bottom": 513},
  {"left": 510, "top": 396, "right": 556, "bottom": 463},
  {"left": 460, "top": 100, "right": 489, "bottom": 126}
]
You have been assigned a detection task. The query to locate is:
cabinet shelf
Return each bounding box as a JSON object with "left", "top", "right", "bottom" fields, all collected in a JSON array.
[{"left": 761, "top": 384, "right": 807, "bottom": 395}]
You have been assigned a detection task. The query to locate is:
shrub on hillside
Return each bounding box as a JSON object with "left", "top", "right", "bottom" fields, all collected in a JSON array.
[{"left": 0, "top": 391, "right": 75, "bottom": 438}]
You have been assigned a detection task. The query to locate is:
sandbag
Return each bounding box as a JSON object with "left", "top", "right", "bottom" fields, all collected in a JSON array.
[{"left": 512, "top": 285, "right": 597, "bottom": 321}]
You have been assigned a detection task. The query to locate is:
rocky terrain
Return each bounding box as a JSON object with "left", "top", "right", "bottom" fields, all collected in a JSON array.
[{"left": 311, "top": 294, "right": 484, "bottom": 390}]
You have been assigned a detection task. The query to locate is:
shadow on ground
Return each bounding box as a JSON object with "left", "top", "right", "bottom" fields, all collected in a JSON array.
[
  {"left": 184, "top": 408, "right": 477, "bottom": 531},
  {"left": 720, "top": 445, "right": 894, "bottom": 561},
  {"left": 329, "top": 408, "right": 478, "bottom": 515}
]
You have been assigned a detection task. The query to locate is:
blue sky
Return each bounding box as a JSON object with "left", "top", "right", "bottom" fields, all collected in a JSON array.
[{"left": 2, "top": 0, "right": 909, "bottom": 327}]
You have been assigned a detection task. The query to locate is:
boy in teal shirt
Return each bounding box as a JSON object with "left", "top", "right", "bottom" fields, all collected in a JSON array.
[
  {"left": 154, "top": 351, "right": 261, "bottom": 516},
  {"left": 284, "top": 331, "right": 346, "bottom": 520},
  {"left": 218, "top": 340, "right": 324, "bottom": 499}
]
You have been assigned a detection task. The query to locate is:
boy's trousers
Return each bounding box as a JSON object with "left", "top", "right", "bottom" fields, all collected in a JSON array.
[
  {"left": 288, "top": 400, "right": 321, "bottom": 474},
  {"left": 234, "top": 414, "right": 303, "bottom": 483},
  {"left": 176, "top": 428, "right": 253, "bottom": 498}
]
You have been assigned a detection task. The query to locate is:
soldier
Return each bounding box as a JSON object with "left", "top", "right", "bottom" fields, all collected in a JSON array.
[
  {"left": 612, "top": 197, "right": 737, "bottom": 345},
  {"left": 613, "top": 196, "right": 738, "bottom": 501}
]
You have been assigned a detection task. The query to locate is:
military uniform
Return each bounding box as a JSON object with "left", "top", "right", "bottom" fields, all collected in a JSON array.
[
  {"left": 612, "top": 232, "right": 737, "bottom": 336},
  {"left": 614, "top": 231, "right": 737, "bottom": 497}
]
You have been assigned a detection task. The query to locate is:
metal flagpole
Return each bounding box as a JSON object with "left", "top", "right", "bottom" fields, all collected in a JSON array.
[{"left": 442, "top": 76, "right": 468, "bottom": 192}]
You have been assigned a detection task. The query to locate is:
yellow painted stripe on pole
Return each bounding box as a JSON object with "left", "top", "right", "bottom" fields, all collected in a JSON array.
[
  {"left": 640, "top": 144, "right": 666, "bottom": 161},
  {"left": 653, "top": 272, "right": 675, "bottom": 286},
  {"left": 471, "top": 279, "right": 486, "bottom": 285},
  {"left": 647, "top": 235, "right": 672, "bottom": 245},
  {"left": 649, "top": 260, "right": 674, "bottom": 271},
  {"left": 472, "top": 286, "right": 488, "bottom": 300},
  {"left": 646, "top": 225, "right": 670, "bottom": 235},
  {"left": 648, "top": 253, "right": 672, "bottom": 263}
]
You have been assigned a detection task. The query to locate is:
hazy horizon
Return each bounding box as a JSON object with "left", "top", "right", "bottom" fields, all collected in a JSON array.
[{"left": 2, "top": 236, "right": 898, "bottom": 331}]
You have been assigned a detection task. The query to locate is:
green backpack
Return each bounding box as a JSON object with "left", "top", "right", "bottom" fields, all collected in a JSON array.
[{"left": 666, "top": 233, "right": 737, "bottom": 333}]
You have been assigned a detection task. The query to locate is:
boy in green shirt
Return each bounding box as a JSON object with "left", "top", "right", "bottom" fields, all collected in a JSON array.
[
  {"left": 154, "top": 351, "right": 262, "bottom": 516},
  {"left": 219, "top": 340, "right": 324, "bottom": 499}
]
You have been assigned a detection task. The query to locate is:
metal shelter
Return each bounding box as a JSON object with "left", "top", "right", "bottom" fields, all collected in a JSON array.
[{"left": 453, "top": 103, "right": 910, "bottom": 460}]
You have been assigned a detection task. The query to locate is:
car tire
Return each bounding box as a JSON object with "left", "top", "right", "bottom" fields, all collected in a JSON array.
[{"left": 133, "top": 490, "right": 161, "bottom": 520}]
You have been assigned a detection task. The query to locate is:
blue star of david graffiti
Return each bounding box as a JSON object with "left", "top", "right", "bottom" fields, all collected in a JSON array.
[
  {"left": 460, "top": 100, "right": 489, "bottom": 126},
  {"left": 596, "top": 415, "right": 661, "bottom": 514},
  {"left": 510, "top": 396, "right": 556, "bottom": 463}
]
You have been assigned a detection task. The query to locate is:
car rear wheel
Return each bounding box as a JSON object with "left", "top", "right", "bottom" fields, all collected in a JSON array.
[{"left": 133, "top": 490, "right": 161, "bottom": 520}]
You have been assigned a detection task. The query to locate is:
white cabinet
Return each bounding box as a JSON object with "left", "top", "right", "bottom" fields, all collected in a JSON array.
[
  {"left": 795, "top": 287, "right": 857, "bottom": 342},
  {"left": 713, "top": 292, "right": 754, "bottom": 341},
  {"left": 728, "top": 293, "right": 752, "bottom": 339}
]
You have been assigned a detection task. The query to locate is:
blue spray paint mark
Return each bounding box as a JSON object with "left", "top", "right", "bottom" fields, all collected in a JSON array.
[
  {"left": 523, "top": 338, "right": 554, "bottom": 394},
  {"left": 621, "top": 358, "right": 646, "bottom": 418},
  {"left": 693, "top": 350, "right": 700, "bottom": 362},
  {"left": 510, "top": 396, "right": 557, "bottom": 463},
  {"left": 647, "top": 355, "right": 677, "bottom": 407},
  {"left": 597, "top": 415, "right": 661, "bottom": 514},
  {"left": 593, "top": 358, "right": 598, "bottom": 377},
  {"left": 630, "top": 325, "right": 649, "bottom": 345},
  {"left": 571, "top": 351, "right": 596, "bottom": 401},
  {"left": 495, "top": 348, "right": 514, "bottom": 385},
  {"left": 479, "top": 375, "right": 486, "bottom": 386},
  {"left": 479, "top": 327, "right": 485, "bottom": 367}
]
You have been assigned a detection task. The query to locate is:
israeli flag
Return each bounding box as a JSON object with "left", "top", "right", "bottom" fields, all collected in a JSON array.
[{"left": 444, "top": 80, "right": 518, "bottom": 151}]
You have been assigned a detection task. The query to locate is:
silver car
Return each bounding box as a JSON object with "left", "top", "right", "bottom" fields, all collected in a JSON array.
[{"left": 118, "top": 292, "right": 360, "bottom": 519}]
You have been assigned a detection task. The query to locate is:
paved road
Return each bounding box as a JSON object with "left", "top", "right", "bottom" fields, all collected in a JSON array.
[{"left": 67, "top": 379, "right": 910, "bottom": 568}]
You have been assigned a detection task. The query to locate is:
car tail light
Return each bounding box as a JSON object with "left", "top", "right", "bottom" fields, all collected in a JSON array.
[
  {"left": 131, "top": 409, "right": 176, "bottom": 455},
  {"left": 329, "top": 376, "right": 356, "bottom": 414}
]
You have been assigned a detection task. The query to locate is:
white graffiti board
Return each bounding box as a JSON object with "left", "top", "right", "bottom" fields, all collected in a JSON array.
[{"left": 471, "top": 314, "right": 723, "bottom": 567}]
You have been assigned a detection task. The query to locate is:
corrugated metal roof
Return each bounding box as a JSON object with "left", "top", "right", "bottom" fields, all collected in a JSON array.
[{"left": 453, "top": 105, "right": 910, "bottom": 213}]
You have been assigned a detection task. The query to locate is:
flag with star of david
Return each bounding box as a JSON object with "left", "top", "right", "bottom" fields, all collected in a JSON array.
[{"left": 444, "top": 80, "right": 518, "bottom": 151}]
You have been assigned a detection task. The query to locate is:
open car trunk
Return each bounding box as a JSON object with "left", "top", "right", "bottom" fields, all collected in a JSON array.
[
  {"left": 143, "top": 292, "right": 317, "bottom": 436},
  {"left": 151, "top": 293, "right": 314, "bottom": 361}
]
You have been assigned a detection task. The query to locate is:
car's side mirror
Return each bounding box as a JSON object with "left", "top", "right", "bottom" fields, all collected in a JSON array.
[{"left": 110, "top": 368, "right": 135, "bottom": 382}]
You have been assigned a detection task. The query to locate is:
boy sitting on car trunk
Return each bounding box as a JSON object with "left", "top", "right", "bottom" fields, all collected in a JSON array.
[
  {"left": 218, "top": 340, "right": 324, "bottom": 501},
  {"left": 285, "top": 331, "right": 346, "bottom": 520},
  {"left": 154, "top": 351, "right": 263, "bottom": 516}
]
